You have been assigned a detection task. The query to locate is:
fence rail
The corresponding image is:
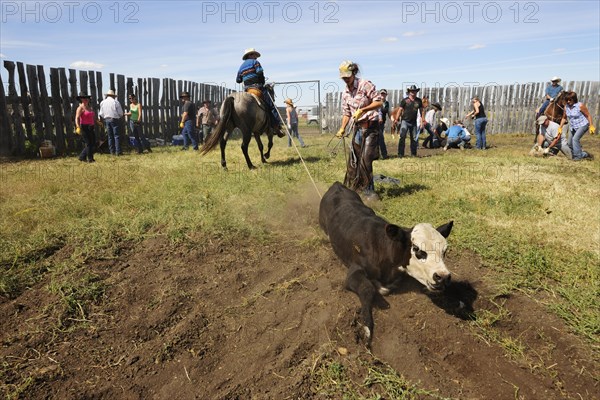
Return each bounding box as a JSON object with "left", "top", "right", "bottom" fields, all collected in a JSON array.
[
  {"left": 0, "top": 60, "right": 234, "bottom": 156},
  {"left": 324, "top": 81, "right": 600, "bottom": 135},
  {"left": 1, "top": 60, "right": 599, "bottom": 157}
]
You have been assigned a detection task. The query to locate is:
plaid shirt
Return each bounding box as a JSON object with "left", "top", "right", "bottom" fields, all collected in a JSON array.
[
  {"left": 341, "top": 78, "right": 382, "bottom": 123},
  {"left": 565, "top": 102, "right": 588, "bottom": 130}
]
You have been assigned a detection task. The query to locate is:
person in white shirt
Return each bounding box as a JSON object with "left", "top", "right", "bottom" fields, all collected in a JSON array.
[
  {"left": 98, "top": 89, "right": 124, "bottom": 155},
  {"left": 534, "top": 115, "right": 572, "bottom": 159}
]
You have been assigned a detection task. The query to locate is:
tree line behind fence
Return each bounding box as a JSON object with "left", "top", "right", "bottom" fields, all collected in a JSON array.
[{"left": 1, "top": 59, "right": 598, "bottom": 157}]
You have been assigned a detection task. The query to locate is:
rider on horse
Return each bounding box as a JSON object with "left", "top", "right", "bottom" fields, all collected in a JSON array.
[
  {"left": 236, "top": 48, "right": 284, "bottom": 137},
  {"left": 536, "top": 76, "right": 563, "bottom": 118}
]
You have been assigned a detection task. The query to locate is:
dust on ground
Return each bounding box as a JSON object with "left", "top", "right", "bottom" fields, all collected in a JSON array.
[{"left": 2, "top": 172, "right": 599, "bottom": 400}]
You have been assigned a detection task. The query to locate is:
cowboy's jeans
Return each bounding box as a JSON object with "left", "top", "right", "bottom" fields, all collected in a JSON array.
[
  {"left": 182, "top": 120, "right": 198, "bottom": 150},
  {"left": 398, "top": 120, "right": 417, "bottom": 157},
  {"left": 105, "top": 118, "right": 121, "bottom": 155},
  {"left": 474, "top": 117, "right": 488, "bottom": 149}
]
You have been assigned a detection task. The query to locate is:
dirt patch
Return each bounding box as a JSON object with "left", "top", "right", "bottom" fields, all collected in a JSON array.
[{"left": 1, "top": 224, "right": 598, "bottom": 399}]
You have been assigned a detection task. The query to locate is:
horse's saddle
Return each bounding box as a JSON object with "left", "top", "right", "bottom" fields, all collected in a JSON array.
[{"left": 246, "top": 88, "right": 265, "bottom": 108}]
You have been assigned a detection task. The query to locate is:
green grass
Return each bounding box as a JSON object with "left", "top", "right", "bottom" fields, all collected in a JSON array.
[{"left": 1, "top": 130, "right": 599, "bottom": 396}]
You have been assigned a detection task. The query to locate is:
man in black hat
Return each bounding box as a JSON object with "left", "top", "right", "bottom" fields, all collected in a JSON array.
[
  {"left": 179, "top": 91, "right": 198, "bottom": 150},
  {"left": 397, "top": 85, "right": 425, "bottom": 157}
]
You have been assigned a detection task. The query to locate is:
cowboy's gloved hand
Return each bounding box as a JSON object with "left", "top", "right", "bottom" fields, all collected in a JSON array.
[
  {"left": 590, "top": 125, "right": 596, "bottom": 135},
  {"left": 75, "top": 127, "right": 81, "bottom": 135},
  {"left": 352, "top": 109, "right": 364, "bottom": 121},
  {"left": 336, "top": 128, "right": 345, "bottom": 138},
  {"left": 179, "top": 122, "right": 184, "bottom": 129}
]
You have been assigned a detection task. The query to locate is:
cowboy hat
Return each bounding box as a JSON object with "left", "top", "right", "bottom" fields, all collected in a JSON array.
[
  {"left": 440, "top": 117, "right": 450, "bottom": 126},
  {"left": 536, "top": 115, "right": 548, "bottom": 124},
  {"left": 406, "top": 84, "right": 420, "bottom": 93},
  {"left": 105, "top": 89, "right": 116, "bottom": 97},
  {"left": 180, "top": 91, "right": 190, "bottom": 98},
  {"left": 242, "top": 48, "right": 261, "bottom": 60},
  {"left": 380, "top": 89, "right": 388, "bottom": 95},
  {"left": 284, "top": 98, "right": 294, "bottom": 106},
  {"left": 76, "top": 91, "right": 91, "bottom": 101},
  {"left": 550, "top": 76, "right": 561, "bottom": 82},
  {"left": 432, "top": 102, "right": 442, "bottom": 111}
]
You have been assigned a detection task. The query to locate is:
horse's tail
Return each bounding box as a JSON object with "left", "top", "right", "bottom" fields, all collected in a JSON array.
[{"left": 201, "top": 96, "right": 233, "bottom": 155}]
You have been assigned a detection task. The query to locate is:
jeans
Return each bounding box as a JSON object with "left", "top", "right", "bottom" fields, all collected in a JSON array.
[
  {"left": 287, "top": 122, "right": 305, "bottom": 147},
  {"left": 446, "top": 137, "right": 463, "bottom": 148},
  {"left": 182, "top": 120, "right": 198, "bottom": 150},
  {"left": 200, "top": 124, "right": 213, "bottom": 144},
  {"left": 568, "top": 124, "right": 589, "bottom": 160},
  {"left": 105, "top": 118, "right": 121, "bottom": 154},
  {"left": 422, "top": 123, "right": 437, "bottom": 148},
  {"left": 129, "top": 120, "right": 151, "bottom": 153},
  {"left": 474, "top": 117, "right": 488, "bottom": 149},
  {"left": 378, "top": 124, "right": 388, "bottom": 158},
  {"left": 79, "top": 124, "right": 96, "bottom": 161},
  {"left": 397, "top": 120, "right": 418, "bottom": 157}
]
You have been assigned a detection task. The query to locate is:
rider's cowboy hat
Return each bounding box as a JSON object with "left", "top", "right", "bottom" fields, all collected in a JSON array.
[
  {"left": 440, "top": 117, "right": 450, "bottom": 126},
  {"left": 284, "top": 98, "right": 294, "bottom": 106},
  {"left": 406, "top": 84, "right": 420, "bottom": 93},
  {"left": 242, "top": 48, "right": 261, "bottom": 60},
  {"left": 550, "top": 76, "right": 561, "bottom": 82},
  {"left": 179, "top": 91, "right": 191, "bottom": 98},
  {"left": 76, "top": 91, "right": 91, "bottom": 101},
  {"left": 431, "top": 102, "right": 442, "bottom": 111},
  {"left": 105, "top": 89, "right": 116, "bottom": 97},
  {"left": 536, "top": 115, "right": 548, "bottom": 125}
]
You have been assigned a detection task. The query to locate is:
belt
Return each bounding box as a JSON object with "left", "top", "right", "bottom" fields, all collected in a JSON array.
[{"left": 358, "top": 120, "right": 379, "bottom": 130}]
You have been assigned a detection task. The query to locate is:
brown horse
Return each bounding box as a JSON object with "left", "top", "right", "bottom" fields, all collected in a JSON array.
[
  {"left": 543, "top": 90, "right": 567, "bottom": 124},
  {"left": 535, "top": 90, "right": 567, "bottom": 138},
  {"left": 201, "top": 87, "right": 278, "bottom": 170},
  {"left": 390, "top": 106, "right": 401, "bottom": 139}
]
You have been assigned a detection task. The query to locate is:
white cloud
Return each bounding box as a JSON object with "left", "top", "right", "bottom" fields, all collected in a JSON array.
[
  {"left": 160, "top": 64, "right": 169, "bottom": 68},
  {"left": 468, "top": 44, "right": 486, "bottom": 50},
  {"left": 553, "top": 48, "right": 566, "bottom": 53},
  {"left": 402, "top": 31, "right": 425, "bottom": 37},
  {"left": 381, "top": 37, "right": 398, "bottom": 42},
  {"left": 70, "top": 61, "right": 105, "bottom": 69},
  {"left": 0, "top": 53, "right": 6, "bottom": 58}
]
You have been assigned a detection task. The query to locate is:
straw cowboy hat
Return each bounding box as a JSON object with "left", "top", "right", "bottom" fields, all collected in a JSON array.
[
  {"left": 179, "top": 91, "right": 190, "bottom": 98},
  {"left": 406, "top": 84, "right": 420, "bottom": 93},
  {"left": 242, "top": 48, "right": 261, "bottom": 60},
  {"left": 440, "top": 117, "right": 450, "bottom": 126},
  {"left": 550, "top": 76, "right": 561, "bottom": 82},
  {"left": 105, "top": 89, "right": 116, "bottom": 97},
  {"left": 76, "top": 91, "right": 91, "bottom": 101},
  {"left": 536, "top": 115, "right": 548, "bottom": 125},
  {"left": 284, "top": 98, "right": 294, "bottom": 106}
]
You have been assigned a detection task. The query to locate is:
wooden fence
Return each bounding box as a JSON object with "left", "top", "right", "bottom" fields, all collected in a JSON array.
[
  {"left": 0, "top": 60, "right": 234, "bottom": 156},
  {"left": 324, "top": 81, "right": 600, "bottom": 135}
]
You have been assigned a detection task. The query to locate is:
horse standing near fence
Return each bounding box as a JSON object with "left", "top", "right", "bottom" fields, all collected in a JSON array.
[
  {"left": 535, "top": 90, "right": 567, "bottom": 139},
  {"left": 201, "top": 87, "right": 278, "bottom": 170}
]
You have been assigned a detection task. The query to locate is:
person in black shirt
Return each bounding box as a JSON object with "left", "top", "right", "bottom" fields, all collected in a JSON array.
[
  {"left": 397, "top": 85, "right": 425, "bottom": 157},
  {"left": 179, "top": 91, "right": 198, "bottom": 150},
  {"left": 466, "top": 95, "right": 488, "bottom": 150}
]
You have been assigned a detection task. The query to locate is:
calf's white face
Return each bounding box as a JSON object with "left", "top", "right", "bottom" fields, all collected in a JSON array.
[{"left": 404, "top": 223, "right": 451, "bottom": 291}]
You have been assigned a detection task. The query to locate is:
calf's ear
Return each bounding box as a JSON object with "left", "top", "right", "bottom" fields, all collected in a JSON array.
[
  {"left": 385, "top": 224, "right": 408, "bottom": 242},
  {"left": 437, "top": 220, "right": 454, "bottom": 238}
]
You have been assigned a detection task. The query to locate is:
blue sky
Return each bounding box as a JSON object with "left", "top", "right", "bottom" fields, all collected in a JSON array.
[{"left": 1, "top": 0, "right": 599, "bottom": 106}]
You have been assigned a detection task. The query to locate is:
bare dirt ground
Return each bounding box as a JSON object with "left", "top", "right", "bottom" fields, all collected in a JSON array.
[{"left": 2, "top": 149, "right": 599, "bottom": 399}]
